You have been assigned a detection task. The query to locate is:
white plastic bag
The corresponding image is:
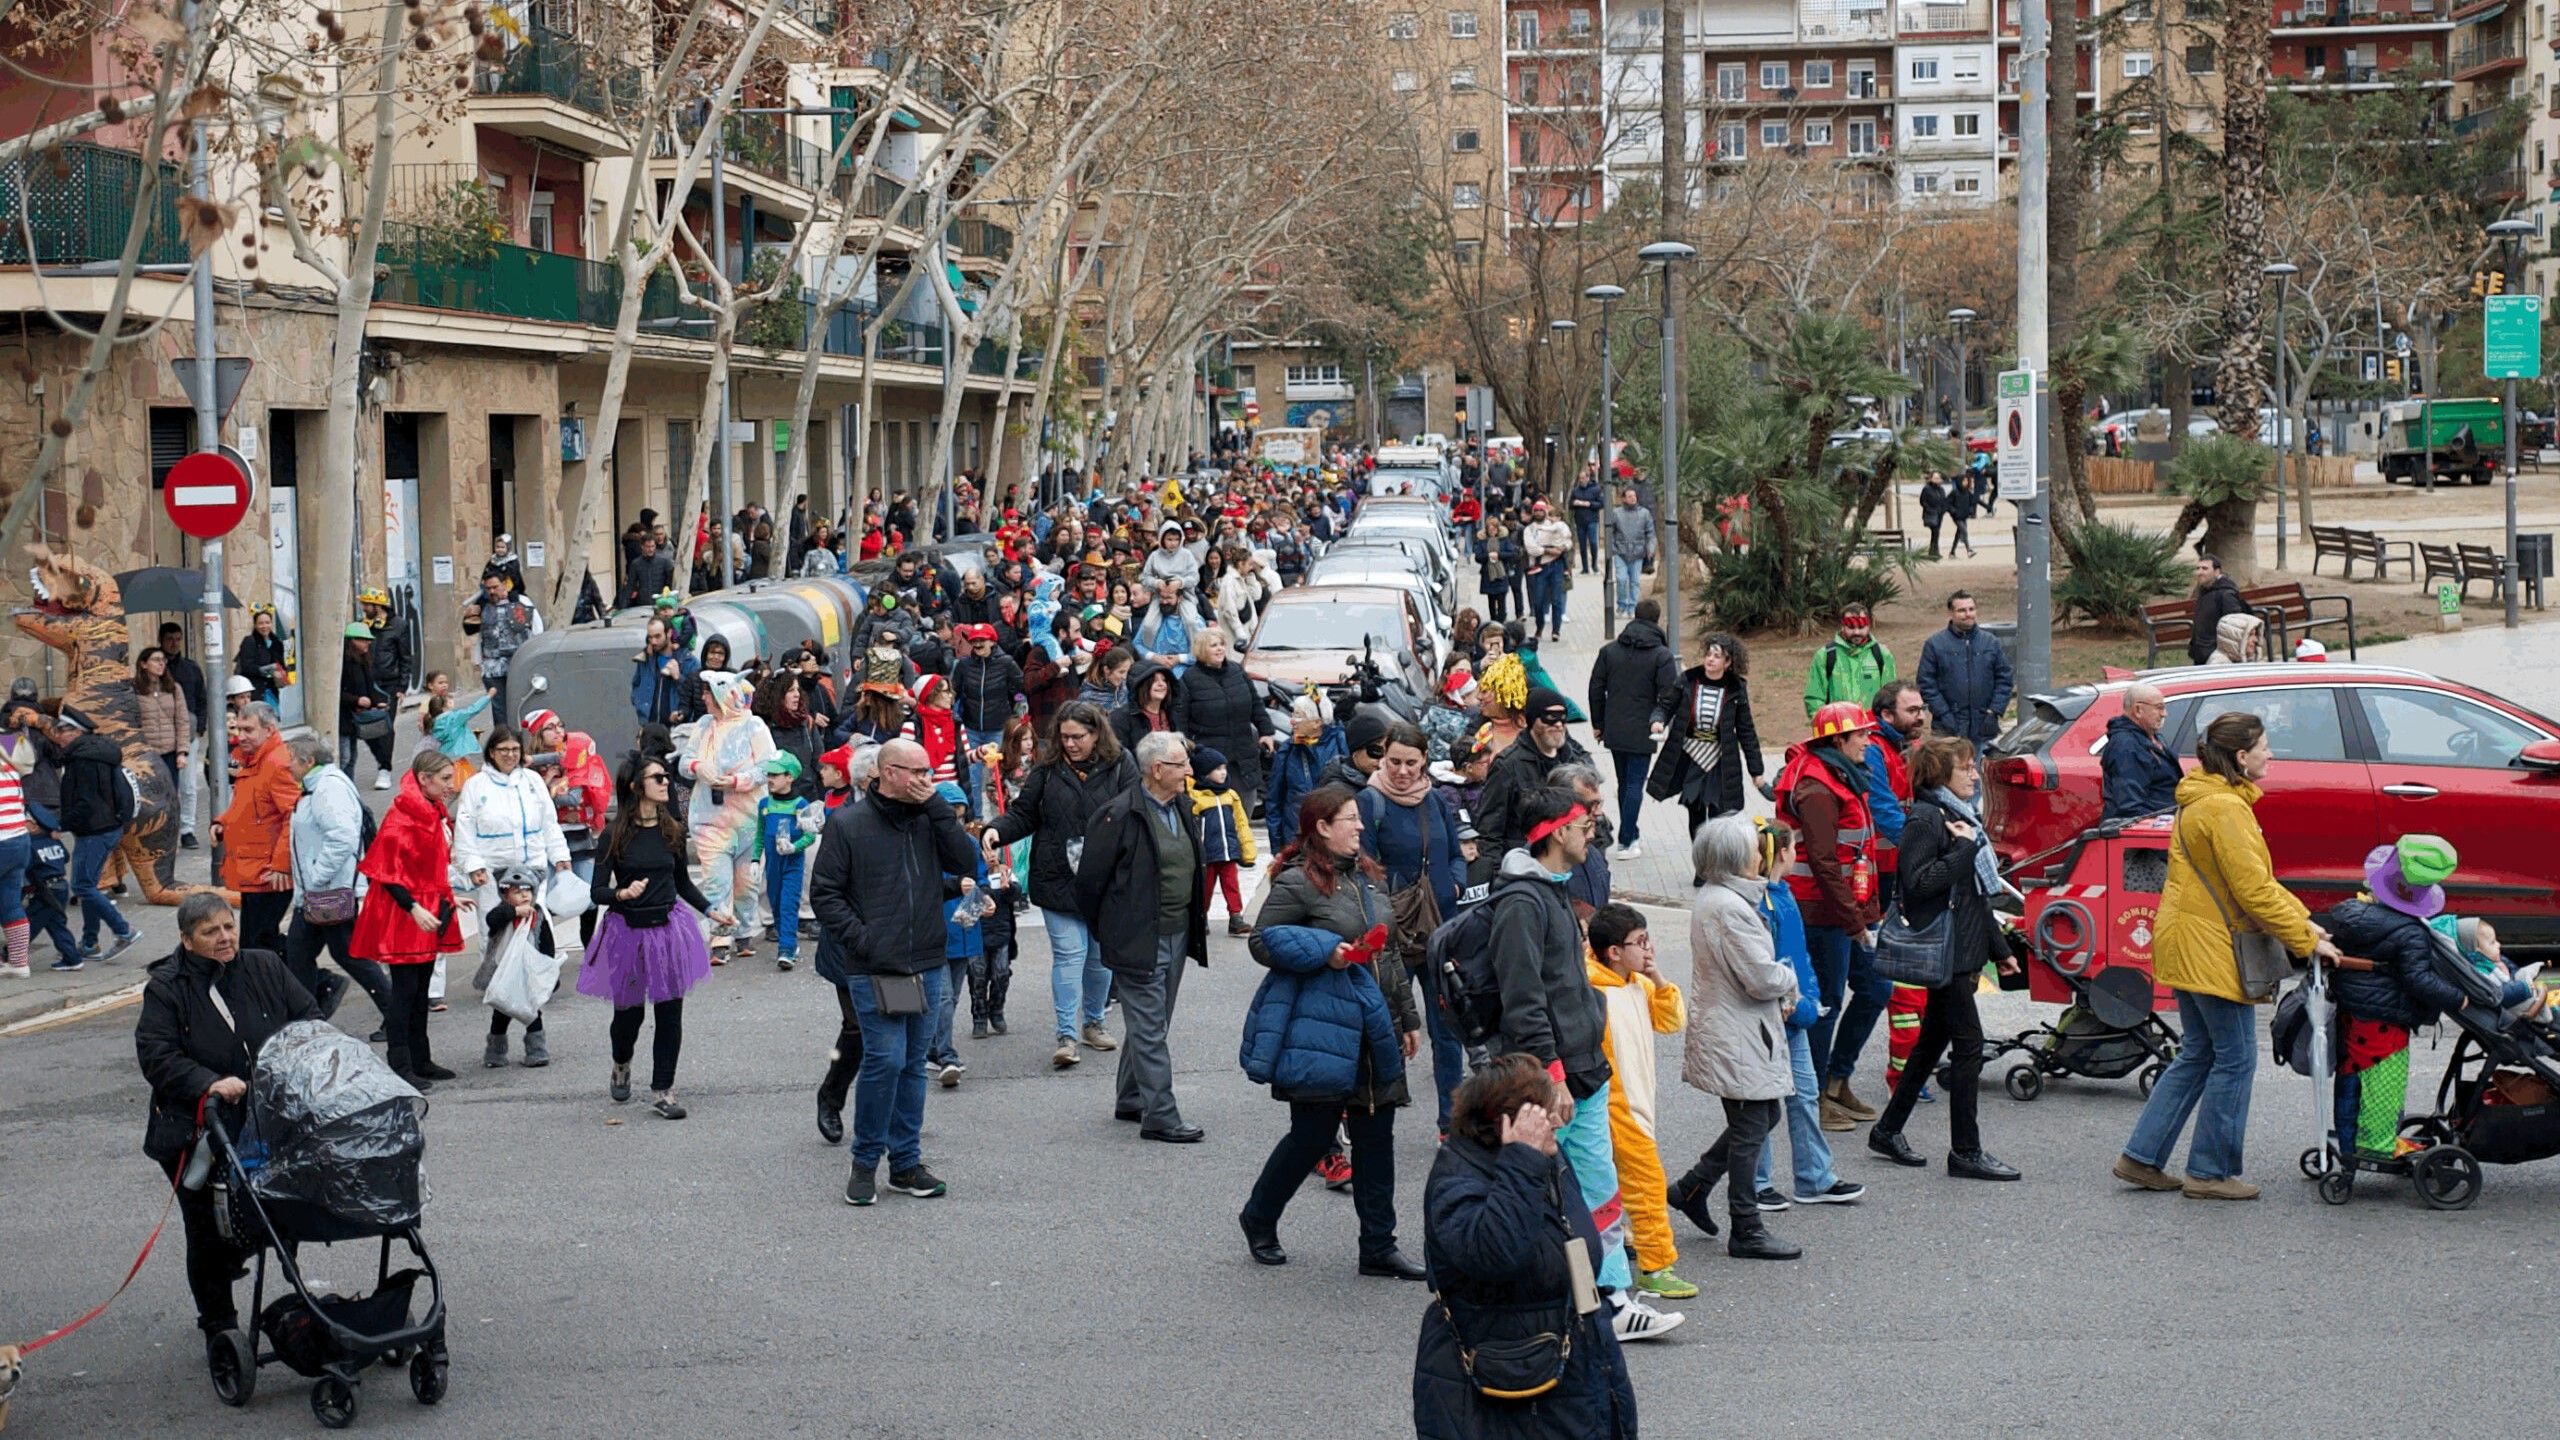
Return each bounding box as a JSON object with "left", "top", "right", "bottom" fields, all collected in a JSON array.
[
  {"left": 543, "top": 867, "right": 593, "bottom": 921},
  {"left": 483, "top": 921, "right": 565, "bottom": 1023}
]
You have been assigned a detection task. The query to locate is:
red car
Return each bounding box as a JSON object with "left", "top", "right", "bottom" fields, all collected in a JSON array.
[{"left": 1985, "top": 662, "right": 2560, "bottom": 945}]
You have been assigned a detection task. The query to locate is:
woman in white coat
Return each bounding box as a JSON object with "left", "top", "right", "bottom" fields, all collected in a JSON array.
[
  {"left": 1213, "top": 546, "right": 1276, "bottom": 644},
  {"left": 451, "top": 725, "right": 570, "bottom": 1063},
  {"left": 1665, "top": 814, "right": 1805, "bottom": 1262}
]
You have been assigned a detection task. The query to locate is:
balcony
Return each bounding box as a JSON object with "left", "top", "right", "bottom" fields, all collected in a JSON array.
[
  {"left": 373, "top": 221, "right": 675, "bottom": 328},
  {"left": 651, "top": 108, "right": 832, "bottom": 219},
  {"left": 946, "top": 216, "right": 1013, "bottom": 266},
  {"left": 1899, "top": 1, "right": 1991, "bottom": 33},
  {"left": 780, "top": 0, "right": 837, "bottom": 35},
  {"left": 0, "top": 142, "right": 187, "bottom": 267},
  {"left": 469, "top": 22, "right": 640, "bottom": 156},
  {"left": 2452, "top": 33, "right": 2523, "bottom": 78},
  {"left": 850, "top": 174, "right": 927, "bottom": 232}
]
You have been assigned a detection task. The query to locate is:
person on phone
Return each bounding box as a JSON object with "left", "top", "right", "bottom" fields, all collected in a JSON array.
[
  {"left": 1413, "top": 1052, "right": 1637, "bottom": 1439},
  {"left": 579, "top": 755, "right": 734, "bottom": 1120},
  {"left": 352, "top": 750, "right": 467, "bottom": 1090}
]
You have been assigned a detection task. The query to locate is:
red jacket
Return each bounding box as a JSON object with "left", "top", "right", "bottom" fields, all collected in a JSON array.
[
  {"left": 1775, "top": 742, "right": 1880, "bottom": 930},
  {"left": 352, "top": 774, "right": 462, "bottom": 965}
]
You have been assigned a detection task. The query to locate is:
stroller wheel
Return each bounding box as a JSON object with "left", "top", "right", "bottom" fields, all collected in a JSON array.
[
  {"left": 2412, "top": 1146, "right": 2483, "bottom": 1212},
  {"left": 409, "top": 1346, "right": 449, "bottom": 1405},
  {"left": 2137, "top": 1061, "right": 2166, "bottom": 1099},
  {"left": 311, "top": 1375, "right": 358, "bottom": 1429},
  {"left": 207, "top": 1328, "right": 256, "bottom": 1408},
  {"left": 2299, "top": 1144, "right": 2338, "bottom": 1179},
  {"left": 2317, "top": 1168, "right": 2353, "bottom": 1206},
  {"left": 2004, "top": 1064, "right": 2043, "bottom": 1102}
]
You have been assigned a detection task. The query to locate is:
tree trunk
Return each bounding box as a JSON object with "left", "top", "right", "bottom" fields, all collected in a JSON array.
[
  {"left": 2045, "top": 1, "right": 2095, "bottom": 546},
  {"left": 2199, "top": 496, "right": 2260, "bottom": 581},
  {"left": 2208, "top": 0, "right": 2270, "bottom": 572}
]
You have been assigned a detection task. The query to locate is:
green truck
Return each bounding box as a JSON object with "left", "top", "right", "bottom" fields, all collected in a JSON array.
[{"left": 2379, "top": 397, "right": 2504, "bottom": 485}]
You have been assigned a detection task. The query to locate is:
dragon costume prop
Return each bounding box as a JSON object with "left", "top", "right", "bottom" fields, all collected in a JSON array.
[
  {"left": 675, "top": 671, "right": 774, "bottom": 946},
  {"left": 15, "top": 547, "right": 184, "bottom": 903}
]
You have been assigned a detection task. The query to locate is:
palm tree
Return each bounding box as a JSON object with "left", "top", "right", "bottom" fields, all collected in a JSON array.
[{"left": 2209, "top": 0, "right": 2272, "bottom": 575}]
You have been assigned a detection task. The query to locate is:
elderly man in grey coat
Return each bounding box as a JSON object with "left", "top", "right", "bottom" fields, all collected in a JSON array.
[{"left": 1603, "top": 486, "right": 1657, "bottom": 622}]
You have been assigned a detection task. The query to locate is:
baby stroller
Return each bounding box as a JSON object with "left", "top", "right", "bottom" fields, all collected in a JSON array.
[
  {"left": 1989, "top": 893, "right": 2181, "bottom": 1101},
  {"left": 2302, "top": 939, "right": 2560, "bottom": 1211},
  {"left": 184, "top": 1021, "right": 448, "bottom": 1427}
]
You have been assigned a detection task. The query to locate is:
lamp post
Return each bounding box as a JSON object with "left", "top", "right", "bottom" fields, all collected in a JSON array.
[
  {"left": 1639, "top": 241, "right": 1696, "bottom": 656},
  {"left": 2264, "top": 261, "right": 2299, "bottom": 572},
  {"left": 2489, "top": 216, "right": 2535, "bottom": 627},
  {"left": 1585, "top": 283, "right": 1624, "bottom": 617},
  {"left": 1946, "top": 307, "right": 1976, "bottom": 445}
]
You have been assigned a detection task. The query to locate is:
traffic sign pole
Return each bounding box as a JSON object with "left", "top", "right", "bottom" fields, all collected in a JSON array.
[
  {"left": 189, "top": 105, "right": 231, "bottom": 876},
  {"left": 2484, "top": 293, "right": 2541, "bottom": 630}
]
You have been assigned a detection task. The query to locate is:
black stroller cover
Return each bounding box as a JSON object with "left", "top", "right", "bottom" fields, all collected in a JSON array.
[{"left": 247, "top": 1021, "right": 428, "bottom": 1232}]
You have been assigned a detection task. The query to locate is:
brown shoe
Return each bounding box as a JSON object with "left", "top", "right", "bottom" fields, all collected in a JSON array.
[
  {"left": 1051, "top": 1036, "right": 1082, "bottom": 1069},
  {"left": 1081, "top": 1022, "right": 1118, "bottom": 1052},
  {"left": 2181, "top": 1174, "right": 2261, "bottom": 1201},
  {"left": 2112, "top": 1155, "right": 2182, "bottom": 1192},
  {"left": 1817, "top": 1096, "right": 1857, "bottom": 1132},
  {"left": 1824, "top": 1079, "right": 1878, "bottom": 1122}
]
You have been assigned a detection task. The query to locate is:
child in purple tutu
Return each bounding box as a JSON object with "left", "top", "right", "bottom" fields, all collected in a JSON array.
[{"left": 580, "top": 753, "right": 735, "bottom": 1119}]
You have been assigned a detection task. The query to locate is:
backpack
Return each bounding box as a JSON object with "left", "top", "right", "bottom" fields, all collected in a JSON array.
[{"left": 1423, "top": 876, "right": 1529, "bottom": 1048}]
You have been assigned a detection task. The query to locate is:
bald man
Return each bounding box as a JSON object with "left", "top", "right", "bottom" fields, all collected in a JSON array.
[{"left": 2100, "top": 683, "right": 2183, "bottom": 821}]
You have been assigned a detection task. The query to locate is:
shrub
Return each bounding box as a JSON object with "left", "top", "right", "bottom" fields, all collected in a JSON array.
[
  {"left": 2164, "top": 433, "right": 2273, "bottom": 506},
  {"left": 2057, "top": 520, "right": 2188, "bottom": 631},
  {"left": 1697, "top": 541, "right": 1905, "bottom": 635}
]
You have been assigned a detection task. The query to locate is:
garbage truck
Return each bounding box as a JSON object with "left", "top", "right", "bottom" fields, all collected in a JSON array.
[{"left": 2379, "top": 397, "right": 2503, "bottom": 486}]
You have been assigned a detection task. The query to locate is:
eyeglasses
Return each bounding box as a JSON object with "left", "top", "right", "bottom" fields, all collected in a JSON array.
[{"left": 882, "top": 761, "right": 932, "bottom": 778}]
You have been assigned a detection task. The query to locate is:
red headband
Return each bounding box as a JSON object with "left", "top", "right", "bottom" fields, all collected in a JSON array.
[{"left": 1525, "top": 803, "right": 1588, "bottom": 850}]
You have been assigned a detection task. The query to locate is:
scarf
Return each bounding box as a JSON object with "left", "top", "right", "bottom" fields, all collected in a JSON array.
[
  {"left": 1927, "top": 785, "right": 2012, "bottom": 901},
  {"left": 1370, "top": 760, "right": 1434, "bottom": 809}
]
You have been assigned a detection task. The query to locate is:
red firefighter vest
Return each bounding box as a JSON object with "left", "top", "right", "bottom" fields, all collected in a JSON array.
[{"left": 1774, "top": 743, "right": 1876, "bottom": 909}]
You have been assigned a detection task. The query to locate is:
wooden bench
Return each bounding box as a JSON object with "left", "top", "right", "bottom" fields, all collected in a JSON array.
[
  {"left": 2420, "top": 541, "right": 2506, "bottom": 601},
  {"left": 2310, "top": 523, "right": 2416, "bottom": 582},
  {"left": 2243, "top": 581, "right": 2357, "bottom": 660},
  {"left": 1856, "top": 528, "right": 1909, "bottom": 558},
  {"left": 2139, "top": 598, "right": 2196, "bottom": 666}
]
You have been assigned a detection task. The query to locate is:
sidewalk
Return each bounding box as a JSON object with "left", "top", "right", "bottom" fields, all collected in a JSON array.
[{"left": 0, "top": 837, "right": 218, "bottom": 1031}]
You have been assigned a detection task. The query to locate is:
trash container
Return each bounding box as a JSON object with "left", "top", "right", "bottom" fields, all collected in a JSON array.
[
  {"left": 2517, "top": 533, "right": 2552, "bottom": 609},
  {"left": 1980, "top": 620, "right": 2020, "bottom": 650}
]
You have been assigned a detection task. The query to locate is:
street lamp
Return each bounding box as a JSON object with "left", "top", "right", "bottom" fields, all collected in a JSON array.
[
  {"left": 2488, "top": 217, "right": 2535, "bottom": 627},
  {"left": 1946, "top": 307, "right": 1977, "bottom": 445},
  {"left": 1585, "top": 283, "right": 1625, "bottom": 617},
  {"left": 1639, "top": 240, "right": 1696, "bottom": 656},
  {"left": 2264, "top": 261, "right": 2299, "bottom": 572}
]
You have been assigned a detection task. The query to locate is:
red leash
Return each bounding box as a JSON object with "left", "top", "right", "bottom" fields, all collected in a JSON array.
[{"left": 16, "top": 1096, "right": 209, "bottom": 1354}]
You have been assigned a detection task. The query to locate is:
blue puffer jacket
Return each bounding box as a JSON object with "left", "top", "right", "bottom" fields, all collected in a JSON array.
[
  {"left": 2325, "top": 898, "right": 2520, "bottom": 1028},
  {"left": 1239, "top": 923, "right": 1405, "bottom": 1104},
  {"left": 1760, "top": 881, "right": 1821, "bottom": 1030}
]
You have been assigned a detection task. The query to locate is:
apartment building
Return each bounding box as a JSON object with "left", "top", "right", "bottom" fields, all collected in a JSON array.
[{"left": 0, "top": 4, "right": 1023, "bottom": 697}]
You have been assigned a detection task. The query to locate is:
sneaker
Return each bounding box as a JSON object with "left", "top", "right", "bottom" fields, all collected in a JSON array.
[
  {"left": 1751, "top": 1187, "right": 1792, "bottom": 1212},
  {"left": 845, "top": 1163, "right": 878, "bottom": 1207},
  {"left": 1615, "top": 842, "right": 1644, "bottom": 860},
  {"left": 971, "top": 1019, "right": 990, "bottom": 1040},
  {"left": 733, "top": 943, "right": 755, "bottom": 961},
  {"left": 374, "top": 773, "right": 392, "bottom": 791},
  {"left": 776, "top": 953, "right": 797, "bottom": 972},
  {"left": 990, "top": 1016, "right": 1007, "bottom": 1036},
  {"left": 1052, "top": 1036, "right": 1081, "bottom": 1068},
  {"left": 47, "top": 957, "right": 83, "bottom": 972},
  {"left": 99, "top": 933, "right": 139, "bottom": 962},
  {"left": 1794, "top": 1180, "right": 1867, "bottom": 1205},
  {"left": 1609, "top": 1293, "right": 1686, "bottom": 1342},
  {"left": 886, "top": 1165, "right": 948, "bottom": 1199},
  {"left": 2180, "top": 1174, "right": 2260, "bottom": 1201},
  {"left": 939, "top": 1060, "right": 964, "bottom": 1089},
  {"left": 1315, "top": 1152, "right": 1354, "bottom": 1192},
  {"left": 180, "top": 832, "right": 200, "bottom": 849},
  {"left": 2111, "top": 1155, "right": 2182, "bottom": 1193},
  {"left": 1080, "top": 1021, "right": 1118, "bottom": 1052},
  {"left": 1634, "top": 1267, "right": 1698, "bottom": 1300},
  {"left": 0, "top": 962, "right": 27, "bottom": 978}
]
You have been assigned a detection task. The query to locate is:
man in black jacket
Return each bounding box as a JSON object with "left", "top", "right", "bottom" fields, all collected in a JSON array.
[
  {"left": 619, "top": 532, "right": 676, "bottom": 610},
  {"left": 810, "top": 737, "right": 977, "bottom": 1206},
  {"left": 2186, "top": 552, "right": 2247, "bottom": 667},
  {"left": 1473, "top": 686, "right": 1593, "bottom": 871},
  {"left": 135, "top": 894, "right": 318, "bottom": 1346},
  {"left": 1074, "top": 730, "right": 1208, "bottom": 1143},
  {"left": 1586, "top": 600, "right": 1679, "bottom": 861},
  {"left": 54, "top": 706, "right": 137, "bottom": 960}
]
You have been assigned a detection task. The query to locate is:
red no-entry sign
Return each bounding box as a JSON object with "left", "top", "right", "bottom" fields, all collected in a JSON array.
[{"left": 162, "top": 451, "right": 253, "bottom": 539}]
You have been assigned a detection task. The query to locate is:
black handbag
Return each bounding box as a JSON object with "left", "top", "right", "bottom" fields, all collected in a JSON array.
[
  {"left": 1871, "top": 899, "right": 1956, "bottom": 987},
  {"left": 872, "top": 972, "right": 927, "bottom": 1016},
  {"left": 1436, "top": 1296, "right": 1575, "bottom": 1402}
]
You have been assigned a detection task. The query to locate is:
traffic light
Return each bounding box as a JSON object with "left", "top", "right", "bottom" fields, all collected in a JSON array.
[
  {"left": 1453, "top": 391, "right": 1469, "bottom": 427},
  {"left": 2385, "top": 357, "right": 2403, "bottom": 382},
  {"left": 2474, "top": 270, "right": 2490, "bottom": 297},
  {"left": 2489, "top": 270, "right": 2508, "bottom": 296}
]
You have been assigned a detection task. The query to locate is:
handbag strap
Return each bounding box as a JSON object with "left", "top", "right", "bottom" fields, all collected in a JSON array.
[{"left": 2171, "top": 814, "right": 2256, "bottom": 937}]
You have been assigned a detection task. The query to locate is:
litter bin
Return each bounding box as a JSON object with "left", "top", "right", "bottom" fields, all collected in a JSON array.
[
  {"left": 1980, "top": 620, "right": 2020, "bottom": 651},
  {"left": 2517, "top": 533, "right": 2553, "bottom": 610}
]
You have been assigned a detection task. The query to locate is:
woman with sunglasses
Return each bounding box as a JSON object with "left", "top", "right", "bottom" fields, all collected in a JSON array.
[{"left": 578, "top": 756, "right": 735, "bottom": 1118}]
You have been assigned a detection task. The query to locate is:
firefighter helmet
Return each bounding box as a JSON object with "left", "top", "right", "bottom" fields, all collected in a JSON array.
[{"left": 1809, "top": 702, "right": 1877, "bottom": 743}]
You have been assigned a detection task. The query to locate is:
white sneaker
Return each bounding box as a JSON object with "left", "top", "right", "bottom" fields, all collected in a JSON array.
[
  {"left": 1610, "top": 1293, "right": 1685, "bottom": 1342},
  {"left": 1615, "top": 842, "right": 1644, "bottom": 860},
  {"left": 374, "top": 773, "right": 392, "bottom": 790},
  {"left": 0, "top": 962, "right": 27, "bottom": 978}
]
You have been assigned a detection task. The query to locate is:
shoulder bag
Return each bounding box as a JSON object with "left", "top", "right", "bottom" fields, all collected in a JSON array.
[
  {"left": 1870, "top": 897, "right": 1955, "bottom": 987},
  {"left": 2173, "top": 818, "right": 2293, "bottom": 1002}
]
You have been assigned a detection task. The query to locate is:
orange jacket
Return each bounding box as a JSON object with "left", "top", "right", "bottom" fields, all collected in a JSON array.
[{"left": 220, "top": 732, "right": 301, "bottom": 891}]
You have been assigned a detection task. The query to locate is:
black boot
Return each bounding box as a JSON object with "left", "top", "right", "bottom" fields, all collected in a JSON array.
[
  {"left": 1726, "top": 1207, "right": 1802, "bottom": 1261},
  {"left": 1239, "top": 1210, "right": 1287, "bottom": 1266},
  {"left": 1667, "top": 1166, "right": 1722, "bottom": 1237},
  {"left": 1868, "top": 1128, "right": 1927, "bottom": 1168},
  {"left": 816, "top": 1044, "right": 859, "bottom": 1146}
]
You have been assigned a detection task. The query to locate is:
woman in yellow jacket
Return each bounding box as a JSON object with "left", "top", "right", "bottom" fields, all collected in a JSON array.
[
  {"left": 2115, "top": 712, "right": 2340, "bottom": 1201},
  {"left": 1585, "top": 904, "right": 1696, "bottom": 1301}
]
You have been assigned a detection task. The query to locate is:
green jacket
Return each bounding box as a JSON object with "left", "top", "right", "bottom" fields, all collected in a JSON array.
[{"left": 1802, "top": 637, "right": 1896, "bottom": 719}]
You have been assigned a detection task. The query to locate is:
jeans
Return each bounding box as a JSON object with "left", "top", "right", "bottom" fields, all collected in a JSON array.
[
  {"left": 1753, "top": 1026, "right": 1841, "bottom": 1198},
  {"left": 1872, "top": 976, "right": 1985, "bottom": 1153},
  {"left": 1574, "top": 515, "right": 1600, "bottom": 571},
  {"left": 1554, "top": 1079, "right": 1632, "bottom": 1291},
  {"left": 1526, "top": 567, "right": 1566, "bottom": 635},
  {"left": 2123, "top": 988, "right": 2259, "bottom": 1181},
  {"left": 1245, "top": 1101, "right": 1400, "bottom": 1260},
  {"left": 0, "top": 834, "right": 30, "bottom": 929},
  {"left": 71, "top": 826, "right": 132, "bottom": 947},
  {"left": 337, "top": 727, "right": 394, "bottom": 784},
  {"left": 1113, "top": 932, "right": 1189, "bottom": 1129},
  {"left": 766, "top": 854, "right": 805, "bottom": 957},
  {"left": 1826, "top": 937, "right": 1888, "bottom": 1086},
  {"left": 1044, "top": 909, "right": 1112, "bottom": 1040},
  {"left": 608, "top": 997, "right": 684, "bottom": 1092},
  {"left": 929, "top": 953, "right": 973, "bottom": 1066},
  {"left": 1611, "top": 554, "right": 1643, "bottom": 618},
  {"left": 1608, "top": 749, "right": 1650, "bottom": 847},
  {"left": 175, "top": 734, "right": 202, "bottom": 838},
  {"left": 1803, "top": 924, "right": 1853, "bottom": 1079},
  {"left": 845, "top": 968, "right": 947, "bottom": 1173},
  {"left": 969, "top": 936, "right": 1013, "bottom": 1026},
  {"left": 1420, "top": 979, "right": 1466, "bottom": 1129}
]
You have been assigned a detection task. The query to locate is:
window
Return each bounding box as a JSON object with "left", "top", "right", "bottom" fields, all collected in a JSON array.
[
  {"left": 528, "top": 191, "right": 555, "bottom": 251},
  {"left": 1451, "top": 66, "right": 1478, "bottom": 90},
  {"left": 1847, "top": 117, "right": 1878, "bottom": 154},
  {"left": 2005, "top": 53, "right": 2020, "bottom": 86},
  {"left": 1911, "top": 112, "right": 1941, "bottom": 138},
  {"left": 1805, "top": 60, "right": 1835, "bottom": 87},
  {"left": 1388, "top": 10, "right": 1417, "bottom": 38},
  {"left": 1453, "top": 181, "right": 1484, "bottom": 208},
  {"left": 1718, "top": 63, "right": 1747, "bottom": 100},
  {"left": 2122, "top": 49, "right": 2154, "bottom": 77},
  {"left": 1621, "top": 116, "right": 1652, "bottom": 145},
  {"left": 1953, "top": 173, "right": 1982, "bottom": 194},
  {"left": 1761, "top": 119, "right": 1790, "bottom": 146},
  {"left": 1951, "top": 52, "right": 1982, "bottom": 81},
  {"left": 1717, "top": 120, "right": 1748, "bottom": 156},
  {"left": 1805, "top": 118, "right": 1833, "bottom": 145},
  {"left": 2186, "top": 39, "right": 2217, "bottom": 74},
  {"left": 1848, "top": 61, "right": 1877, "bottom": 96},
  {"left": 1568, "top": 183, "right": 1592, "bottom": 208},
  {"left": 1762, "top": 60, "right": 1790, "bottom": 89},
  {"left": 1454, "top": 128, "right": 1481, "bottom": 151},
  {"left": 2356, "top": 689, "right": 2544, "bottom": 769},
  {"left": 1392, "top": 69, "right": 1419, "bottom": 92},
  {"left": 1909, "top": 56, "right": 1940, "bottom": 81},
  {"left": 1514, "top": 12, "right": 1538, "bottom": 46},
  {"left": 2126, "top": 108, "right": 2155, "bottom": 133},
  {"left": 1953, "top": 111, "right": 1981, "bottom": 136},
  {"left": 1287, "top": 364, "right": 1346, "bottom": 385},
  {"left": 1911, "top": 171, "right": 1941, "bottom": 193},
  {"left": 1449, "top": 8, "right": 1478, "bottom": 36},
  {"left": 2182, "top": 688, "right": 2350, "bottom": 763},
  {"left": 1454, "top": 240, "right": 1482, "bottom": 265},
  {"left": 1518, "top": 127, "right": 1540, "bottom": 162},
  {"left": 1568, "top": 7, "right": 1591, "bottom": 35},
  {"left": 1518, "top": 69, "right": 1539, "bottom": 102}
]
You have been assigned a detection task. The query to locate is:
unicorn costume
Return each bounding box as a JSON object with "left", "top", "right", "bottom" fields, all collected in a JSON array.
[
  {"left": 1027, "top": 570, "right": 1068, "bottom": 663},
  {"left": 675, "top": 671, "right": 775, "bottom": 947}
]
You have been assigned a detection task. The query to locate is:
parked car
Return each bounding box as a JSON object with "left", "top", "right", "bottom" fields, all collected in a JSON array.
[
  {"left": 1984, "top": 662, "right": 2560, "bottom": 944},
  {"left": 1243, "top": 584, "right": 1437, "bottom": 698},
  {"left": 2089, "top": 408, "right": 2222, "bottom": 454},
  {"left": 1324, "top": 532, "right": 1455, "bottom": 609},
  {"left": 1303, "top": 557, "right": 1452, "bottom": 669}
]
